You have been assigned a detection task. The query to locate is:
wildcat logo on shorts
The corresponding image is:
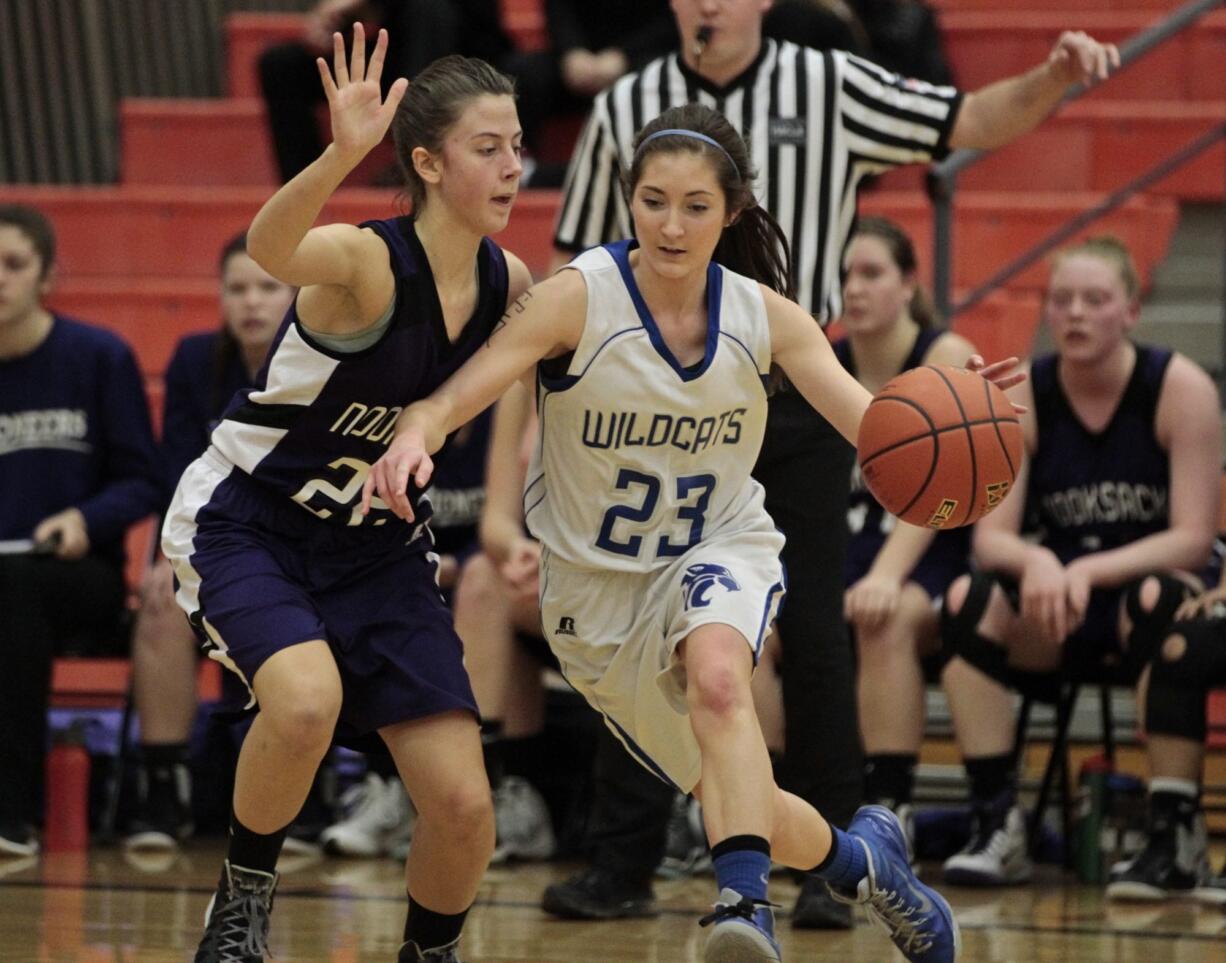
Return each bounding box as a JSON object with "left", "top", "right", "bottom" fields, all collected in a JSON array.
[{"left": 680, "top": 563, "right": 741, "bottom": 609}]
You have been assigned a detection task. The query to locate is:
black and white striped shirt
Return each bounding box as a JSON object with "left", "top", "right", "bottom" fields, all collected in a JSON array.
[{"left": 553, "top": 41, "right": 962, "bottom": 323}]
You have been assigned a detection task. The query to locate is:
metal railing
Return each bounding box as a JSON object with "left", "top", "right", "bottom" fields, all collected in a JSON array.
[{"left": 926, "top": 0, "right": 1226, "bottom": 323}]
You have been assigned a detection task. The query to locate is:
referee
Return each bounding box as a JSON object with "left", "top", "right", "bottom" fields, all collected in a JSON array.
[{"left": 542, "top": 0, "right": 1118, "bottom": 929}]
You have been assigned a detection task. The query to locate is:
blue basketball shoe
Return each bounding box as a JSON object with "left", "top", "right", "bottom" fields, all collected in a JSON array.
[
  {"left": 699, "top": 888, "right": 782, "bottom": 962},
  {"left": 833, "top": 805, "right": 960, "bottom": 962}
]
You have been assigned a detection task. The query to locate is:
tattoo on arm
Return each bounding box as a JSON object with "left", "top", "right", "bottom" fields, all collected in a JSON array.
[{"left": 488, "top": 290, "right": 534, "bottom": 347}]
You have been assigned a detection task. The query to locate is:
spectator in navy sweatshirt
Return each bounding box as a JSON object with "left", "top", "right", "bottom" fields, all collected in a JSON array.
[
  {"left": 0, "top": 204, "right": 162, "bottom": 857},
  {"left": 123, "top": 232, "right": 295, "bottom": 853}
]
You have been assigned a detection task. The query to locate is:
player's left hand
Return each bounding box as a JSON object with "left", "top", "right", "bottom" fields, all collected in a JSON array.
[
  {"left": 1047, "top": 31, "right": 1120, "bottom": 87},
  {"left": 844, "top": 573, "right": 901, "bottom": 631},
  {"left": 967, "top": 354, "right": 1028, "bottom": 414},
  {"left": 33, "top": 508, "right": 89, "bottom": 560}
]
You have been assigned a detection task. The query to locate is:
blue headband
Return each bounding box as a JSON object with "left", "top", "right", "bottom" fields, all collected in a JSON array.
[{"left": 635, "top": 128, "right": 739, "bottom": 177}]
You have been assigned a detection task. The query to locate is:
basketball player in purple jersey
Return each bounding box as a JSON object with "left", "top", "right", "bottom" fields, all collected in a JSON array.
[{"left": 161, "top": 27, "right": 532, "bottom": 963}]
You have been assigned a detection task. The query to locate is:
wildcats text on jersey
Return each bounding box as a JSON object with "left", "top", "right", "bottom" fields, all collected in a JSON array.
[{"left": 581, "top": 407, "right": 747, "bottom": 454}]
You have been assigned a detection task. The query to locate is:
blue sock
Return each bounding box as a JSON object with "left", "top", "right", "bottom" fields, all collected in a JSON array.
[
  {"left": 711, "top": 834, "right": 771, "bottom": 902},
  {"left": 810, "top": 826, "right": 868, "bottom": 891}
]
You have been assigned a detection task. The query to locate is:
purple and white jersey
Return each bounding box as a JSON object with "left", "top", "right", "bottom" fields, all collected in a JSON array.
[{"left": 207, "top": 216, "right": 508, "bottom": 533}]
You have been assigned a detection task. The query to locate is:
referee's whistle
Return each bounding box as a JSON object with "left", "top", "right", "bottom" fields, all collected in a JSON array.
[{"left": 693, "top": 25, "right": 712, "bottom": 57}]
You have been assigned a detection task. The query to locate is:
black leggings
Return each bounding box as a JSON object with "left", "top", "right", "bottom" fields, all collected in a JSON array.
[{"left": 0, "top": 554, "right": 126, "bottom": 827}]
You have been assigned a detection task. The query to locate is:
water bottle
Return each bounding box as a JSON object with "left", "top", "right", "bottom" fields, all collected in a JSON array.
[
  {"left": 44, "top": 724, "right": 91, "bottom": 852},
  {"left": 1074, "top": 754, "right": 1111, "bottom": 883}
]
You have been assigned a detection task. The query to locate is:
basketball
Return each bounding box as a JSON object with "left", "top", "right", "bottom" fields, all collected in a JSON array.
[{"left": 857, "top": 364, "right": 1024, "bottom": 529}]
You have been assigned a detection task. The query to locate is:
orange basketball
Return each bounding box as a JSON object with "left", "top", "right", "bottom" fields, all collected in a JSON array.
[{"left": 856, "top": 364, "right": 1023, "bottom": 529}]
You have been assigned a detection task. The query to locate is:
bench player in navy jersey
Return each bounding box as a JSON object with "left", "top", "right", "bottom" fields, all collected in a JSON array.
[
  {"left": 939, "top": 237, "right": 1221, "bottom": 887},
  {"left": 835, "top": 218, "right": 976, "bottom": 854},
  {"left": 161, "top": 28, "right": 532, "bottom": 963},
  {"left": 0, "top": 204, "right": 162, "bottom": 859},
  {"left": 366, "top": 103, "right": 1025, "bottom": 963}
]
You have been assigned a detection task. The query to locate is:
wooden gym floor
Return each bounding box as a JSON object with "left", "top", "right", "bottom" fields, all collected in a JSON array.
[{"left": 1, "top": 843, "right": 1224, "bottom": 961}]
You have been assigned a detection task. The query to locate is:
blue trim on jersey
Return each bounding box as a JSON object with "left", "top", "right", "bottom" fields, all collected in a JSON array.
[
  {"left": 601, "top": 712, "right": 682, "bottom": 791},
  {"left": 608, "top": 239, "right": 721, "bottom": 383},
  {"left": 755, "top": 576, "right": 787, "bottom": 661},
  {"left": 536, "top": 328, "right": 643, "bottom": 392},
  {"left": 719, "top": 331, "right": 771, "bottom": 387}
]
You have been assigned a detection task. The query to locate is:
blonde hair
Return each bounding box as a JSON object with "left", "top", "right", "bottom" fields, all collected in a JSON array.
[{"left": 1051, "top": 235, "right": 1140, "bottom": 300}]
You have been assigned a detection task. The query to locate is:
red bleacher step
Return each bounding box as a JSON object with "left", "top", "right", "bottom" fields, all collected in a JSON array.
[
  {"left": 875, "top": 100, "right": 1226, "bottom": 200},
  {"left": 48, "top": 277, "right": 219, "bottom": 377},
  {"left": 1, "top": 184, "right": 1177, "bottom": 295},
  {"left": 941, "top": 10, "right": 1226, "bottom": 102},
  {"left": 121, "top": 94, "right": 1224, "bottom": 202}
]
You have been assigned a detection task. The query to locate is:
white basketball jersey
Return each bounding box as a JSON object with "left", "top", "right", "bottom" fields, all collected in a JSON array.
[{"left": 525, "top": 241, "right": 774, "bottom": 572}]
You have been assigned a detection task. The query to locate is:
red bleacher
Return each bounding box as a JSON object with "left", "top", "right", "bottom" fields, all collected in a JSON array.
[{"left": 2, "top": 2, "right": 1220, "bottom": 402}]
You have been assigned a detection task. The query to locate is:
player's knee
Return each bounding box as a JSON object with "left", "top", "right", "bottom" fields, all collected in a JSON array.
[
  {"left": 939, "top": 572, "right": 1009, "bottom": 685},
  {"left": 263, "top": 683, "right": 342, "bottom": 753},
  {"left": 1144, "top": 620, "right": 1224, "bottom": 742},
  {"left": 1121, "top": 573, "right": 1189, "bottom": 669},
  {"left": 944, "top": 574, "right": 974, "bottom": 620},
  {"left": 454, "top": 553, "right": 501, "bottom": 612},
  {"left": 687, "top": 655, "right": 751, "bottom": 721},
  {"left": 426, "top": 778, "right": 495, "bottom": 845}
]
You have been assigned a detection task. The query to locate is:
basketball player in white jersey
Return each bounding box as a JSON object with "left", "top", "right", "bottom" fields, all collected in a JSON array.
[{"left": 364, "top": 103, "right": 1020, "bottom": 963}]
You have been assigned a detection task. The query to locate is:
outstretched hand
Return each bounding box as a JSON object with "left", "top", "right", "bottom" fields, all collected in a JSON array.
[
  {"left": 966, "top": 354, "right": 1028, "bottom": 415},
  {"left": 317, "top": 24, "right": 408, "bottom": 164},
  {"left": 360, "top": 427, "right": 434, "bottom": 522},
  {"left": 1047, "top": 31, "right": 1120, "bottom": 87}
]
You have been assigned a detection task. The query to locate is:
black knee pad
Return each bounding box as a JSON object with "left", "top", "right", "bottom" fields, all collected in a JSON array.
[
  {"left": 940, "top": 572, "right": 1010, "bottom": 685},
  {"left": 1144, "top": 617, "right": 1226, "bottom": 741},
  {"left": 1122, "top": 573, "right": 1192, "bottom": 678}
]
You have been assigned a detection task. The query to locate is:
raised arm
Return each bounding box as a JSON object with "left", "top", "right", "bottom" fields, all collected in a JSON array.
[
  {"left": 362, "top": 269, "right": 587, "bottom": 519},
  {"left": 246, "top": 25, "right": 408, "bottom": 328},
  {"left": 949, "top": 31, "right": 1119, "bottom": 151}
]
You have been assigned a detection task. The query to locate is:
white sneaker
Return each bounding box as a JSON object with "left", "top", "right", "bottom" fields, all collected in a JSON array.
[
  {"left": 894, "top": 803, "right": 918, "bottom": 870},
  {"left": 491, "top": 776, "right": 555, "bottom": 864},
  {"left": 943, "top": 802, "right": 1032, "bottom": 886},
  {"left": 319, "top": 773, "right": 415, "bottom": 857}
]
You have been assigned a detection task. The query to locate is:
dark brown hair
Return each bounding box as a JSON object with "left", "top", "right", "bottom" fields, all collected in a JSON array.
[
  {"left": 624, "top": 103, "right": 795, "bottom": 301},
  {"left": 391, "top": 55, "right": 516, "bottom": 213},
  {"left": 850, "top": 216, "right": 939, "bottom": 329},
  {"left": 0, "top": 204, "right": 56, "bottom": 279}
]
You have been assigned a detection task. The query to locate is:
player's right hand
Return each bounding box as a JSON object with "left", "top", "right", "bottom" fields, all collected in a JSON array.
[
  {"left": 362, "top": 429, "right": 433, "bottom": 522},
  {"left": 33, "top": 508, "right": 89, "bottom": 561},
  {"left": 317, "top": 24, "right": 408, "bottom": 165}
]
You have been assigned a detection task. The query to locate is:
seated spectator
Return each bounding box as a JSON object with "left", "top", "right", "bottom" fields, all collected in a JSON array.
[
  {"left": 506, "top": 0, "right": 677, "bottom": 186},
  {"left": 456, "top": 381, "right": 557, "bottom": 863},
  {"left": 123, "top": 232, "right": 296, "bottom": 852},
  {"left": 835, "top": 218, "right": 976, "bottom": 856},
  {"left": 258, "top": 0, "right": 514, "bottom": 182},
  {"left": 938, "top": 236, "right": 1220, "bottom": 886},
  {"left": 1106, "top": 579, "right": 1226, "bottom": 902},
  {"left": 848, "top": 0, "right": 953, "bottom": 84},
  {"left": 318, "top": 409, "right": 494, "bottom": 860},
  {"left": 0, "top": 204, "right": 162, "bottom": 857}
]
